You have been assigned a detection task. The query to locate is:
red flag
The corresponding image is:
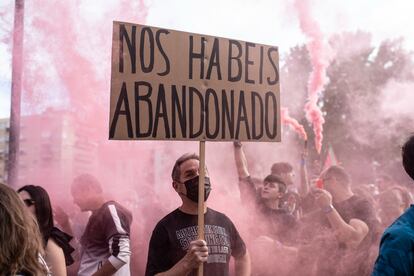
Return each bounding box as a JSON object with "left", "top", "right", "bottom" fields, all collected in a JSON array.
[{"left": 323, "top": 144, "right": 338, "bottom": 170}]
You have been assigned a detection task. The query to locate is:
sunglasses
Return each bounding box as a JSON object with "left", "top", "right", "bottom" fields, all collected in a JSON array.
[{"left": 23, "top": 199, "right": 35, "bottom": 207}]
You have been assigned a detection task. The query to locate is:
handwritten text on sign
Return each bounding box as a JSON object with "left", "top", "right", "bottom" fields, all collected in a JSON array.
[{"left": 109, "top": 22, "right": 281, "bottom": 141}]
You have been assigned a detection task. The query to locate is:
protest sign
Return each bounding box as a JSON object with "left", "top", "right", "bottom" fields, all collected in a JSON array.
[{"left": 109, "top": 21, "right": 280, "bottom": 142}]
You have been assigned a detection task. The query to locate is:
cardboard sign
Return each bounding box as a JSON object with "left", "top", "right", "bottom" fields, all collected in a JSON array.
[{"left": 109, "top": 21, "right": 281, "bottom": 141}]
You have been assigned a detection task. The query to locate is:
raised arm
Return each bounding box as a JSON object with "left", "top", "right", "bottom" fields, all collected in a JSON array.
[
  {"left": 233, "top": 142, "right": 258, "bottom": 204},
  {"left": 299, "top": 148, "right": 310, "bottom": 197},
  {"left": 233, "top": 141, "right": 250, "bottom": 178},
  {"left": 53, "top": 206, "right": 74, "bottom": 236},
  {"left": 313, "top": 189, "right": 369, "bottom": 248}
]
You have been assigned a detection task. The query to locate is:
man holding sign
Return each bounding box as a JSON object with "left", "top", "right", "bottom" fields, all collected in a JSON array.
[
  {"left": 145, "top": 153, "right": 251, "bottom": 276},
  {"left": 109, "top": 21, "right": 279, "bottom": 276}
]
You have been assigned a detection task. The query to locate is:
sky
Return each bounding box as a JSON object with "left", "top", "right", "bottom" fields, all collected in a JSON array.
[{"left": 0, "top": 0, "right": 414, "bottom": 119}]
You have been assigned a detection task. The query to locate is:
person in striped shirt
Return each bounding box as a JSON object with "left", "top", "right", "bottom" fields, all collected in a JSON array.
[{"left": 71, "top": 174, "right": 133, "bottom": 276}]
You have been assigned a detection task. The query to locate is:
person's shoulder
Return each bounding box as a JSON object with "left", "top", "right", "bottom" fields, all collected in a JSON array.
[
  {"left": 149, "top": 209, "right": 182, "bottom": 237},
  {"left": 103, "top": 200, "right": 128, "bottom": 211},
  {"left": 347, "top": 195, "right": 375, "bottom": 213},
  {"left": 50, "top": 226, "right": 72, "bottom": 242},
  {"left": 49, "top": 227, "right": 75, "bottom": 266},
  {"left": 45, "top": 238, "right": 65, "bottom": 263},
  {"left": 207, "top": 207, "right": 227, "bottom": 216},
  {"left": 155, "top": 208, "right": 181, "bottom": 226},
  {"left": 382, "top": 222, "right": 414, "bottom": 245},
  {"left": 403, "top": 205, "right": 414, "bottom": 216},
  {"left": 103, "top": 200, "right": 133, "bottom": 217},
  {"left": 349, "top": 194, "right": 371, "bottom": 206},
  {"left": 46, "top": 237, "right": 63, "bottom": 252},
  {"left": 206, "top": 208, "right": 235, "bottom": 224}
]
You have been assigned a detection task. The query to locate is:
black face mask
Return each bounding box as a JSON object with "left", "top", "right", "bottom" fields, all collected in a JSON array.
[{"left": 184, "top": 176, "right": 212, "bottom": 203}]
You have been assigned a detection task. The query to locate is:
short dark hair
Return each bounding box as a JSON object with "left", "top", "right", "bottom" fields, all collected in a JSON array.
[
  {"left": 17, "top": 185, "right": 53, "bottom": 246},
  {"left": 263, "top": 174, "right": 287, "bottom": 193},
  {"left": 72, "top": 174, "right": 102, "bottom": 193},
  {"left": 271, "top": 162, "right": 293, "bottom": 175},
  {"left": 402, "top": 135, "right": 414, "bottom": 181},
  {"left": 171, "top": 153, "right": 200, "bottom": 181},
  {"left": 323, "top": 165, "right": 351, "bottom": 187}
]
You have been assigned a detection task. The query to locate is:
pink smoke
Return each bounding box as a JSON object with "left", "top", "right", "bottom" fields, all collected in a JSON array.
[
  {"left": 18, "top": 0, "right": 150, "bottom": 133},
  {"left": 281, "top": 107, "right": 307, "bottom": 141},
  {"left": 294, "top": 0, "right": 330, "bottom": 153},
  {"left": 0, "top": 11, "right": 11, "bottom": 45},
  {"left": 11, "top": 1, "right": 150, "bottom": 273}
]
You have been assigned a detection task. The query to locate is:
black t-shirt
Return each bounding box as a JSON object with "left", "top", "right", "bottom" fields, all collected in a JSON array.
[
  {"left": 331, "top": 195, "right": 380, "bottom": 249},
  {"left": 300, "top": 195, "right": 378, "bottom": 240},
  {"left": 299, "top": 195, "right": 380, "bottom": 276},
  {"left": 239, "top": 176, "right": 298, "bottom": 243},
  {"left": 257, "top": 204, "right": 297, "bottom": 243},
  {"left": 145, "top": 208, "right": 246, "bottom": 276}
]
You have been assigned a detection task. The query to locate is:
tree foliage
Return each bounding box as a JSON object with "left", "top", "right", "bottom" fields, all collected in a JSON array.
[{"left": 282, "top": 32, "right": 414, "bottom": 184}]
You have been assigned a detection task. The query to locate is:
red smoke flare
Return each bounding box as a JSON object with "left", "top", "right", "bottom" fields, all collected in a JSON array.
[
  {"left": 294, "top": 0, "right": 330, "bottom": 153},
  {"left": 281, "top": 107, "right": 307, "bottom": 141}
]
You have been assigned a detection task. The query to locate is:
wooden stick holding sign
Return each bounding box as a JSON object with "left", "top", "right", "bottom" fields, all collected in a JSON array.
[{"left": 198, "top": 140, "right": 206, "bottom": 276}]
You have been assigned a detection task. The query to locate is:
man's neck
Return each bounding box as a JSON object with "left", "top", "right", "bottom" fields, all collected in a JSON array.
[
  {"left": 179, "top": 201, "right": 207, "bottom": 215},
  {"left": 264, "top": 198, "right": 280, "bottom": 210},
  {"left": 89, "top": 196, "right": 106, "bottom": 211},
  {"left": 332, "top": 189, "right": 354, "bottom": 203}
]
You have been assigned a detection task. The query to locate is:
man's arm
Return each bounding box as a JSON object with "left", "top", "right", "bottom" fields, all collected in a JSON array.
[
  {"left": 233, "top": 142, "right": 258, "bottom": 204},
  {"left": 92, "top": 234, "right": 131, "bottom": 276},
  {"left": 234, "top": 250, "right": 251, "bottom": 276},
  {"left": 313, "top": 189, "right": 369, "bottom": 248},
  {"left": 93, "top": 204, "right": 132, "bottom": 275},
  {"left": 299, "top": 150, "right": 309, "bottom": 197},
  {"left": 53, "top": 206, "right": 74, "bottom": 236},
  {"left": 233, "top": 141, "right": 250, "bottom": 178},
  {"left": 325, "top": 208, "right": 369, "bottom": 248},
  {"left": 92, "top": 261, "right": 117, "bottom": 276}
]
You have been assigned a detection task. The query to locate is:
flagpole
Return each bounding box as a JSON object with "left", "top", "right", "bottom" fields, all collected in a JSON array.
[
  {"left": 197, "top": 139, "right": 206, "bottom": 276},
  {"left": 8, "top": 0, "right": 25, "bottom": 187}
]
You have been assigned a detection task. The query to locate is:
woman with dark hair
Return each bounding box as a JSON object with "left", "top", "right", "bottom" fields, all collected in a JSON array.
[
  {"left": 18, "top": 185, "right": 74, "bottom": 276},
  {"left": 0, "top": 183, "right": 49, "bottom": 275}
]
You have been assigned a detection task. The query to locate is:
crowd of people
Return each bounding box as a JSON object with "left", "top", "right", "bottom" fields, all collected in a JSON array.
[{"left": 0, "top": 134, "right": 413, "bottom": 276}]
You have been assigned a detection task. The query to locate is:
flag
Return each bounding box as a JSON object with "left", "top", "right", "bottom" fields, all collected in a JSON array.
[{"left": 323, "top": 143, "right": 338, "bottom": 170}]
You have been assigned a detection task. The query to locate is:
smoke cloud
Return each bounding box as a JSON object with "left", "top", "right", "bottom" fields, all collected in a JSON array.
[
  {"left": 293, "top": 0, "right": 332, "bottom": 153},
  {"left": 281, "top": 107, "right": 307, "bottom": 141},
  {"left": 1, "top": 1, "right": 414, "bottom": 275}
]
